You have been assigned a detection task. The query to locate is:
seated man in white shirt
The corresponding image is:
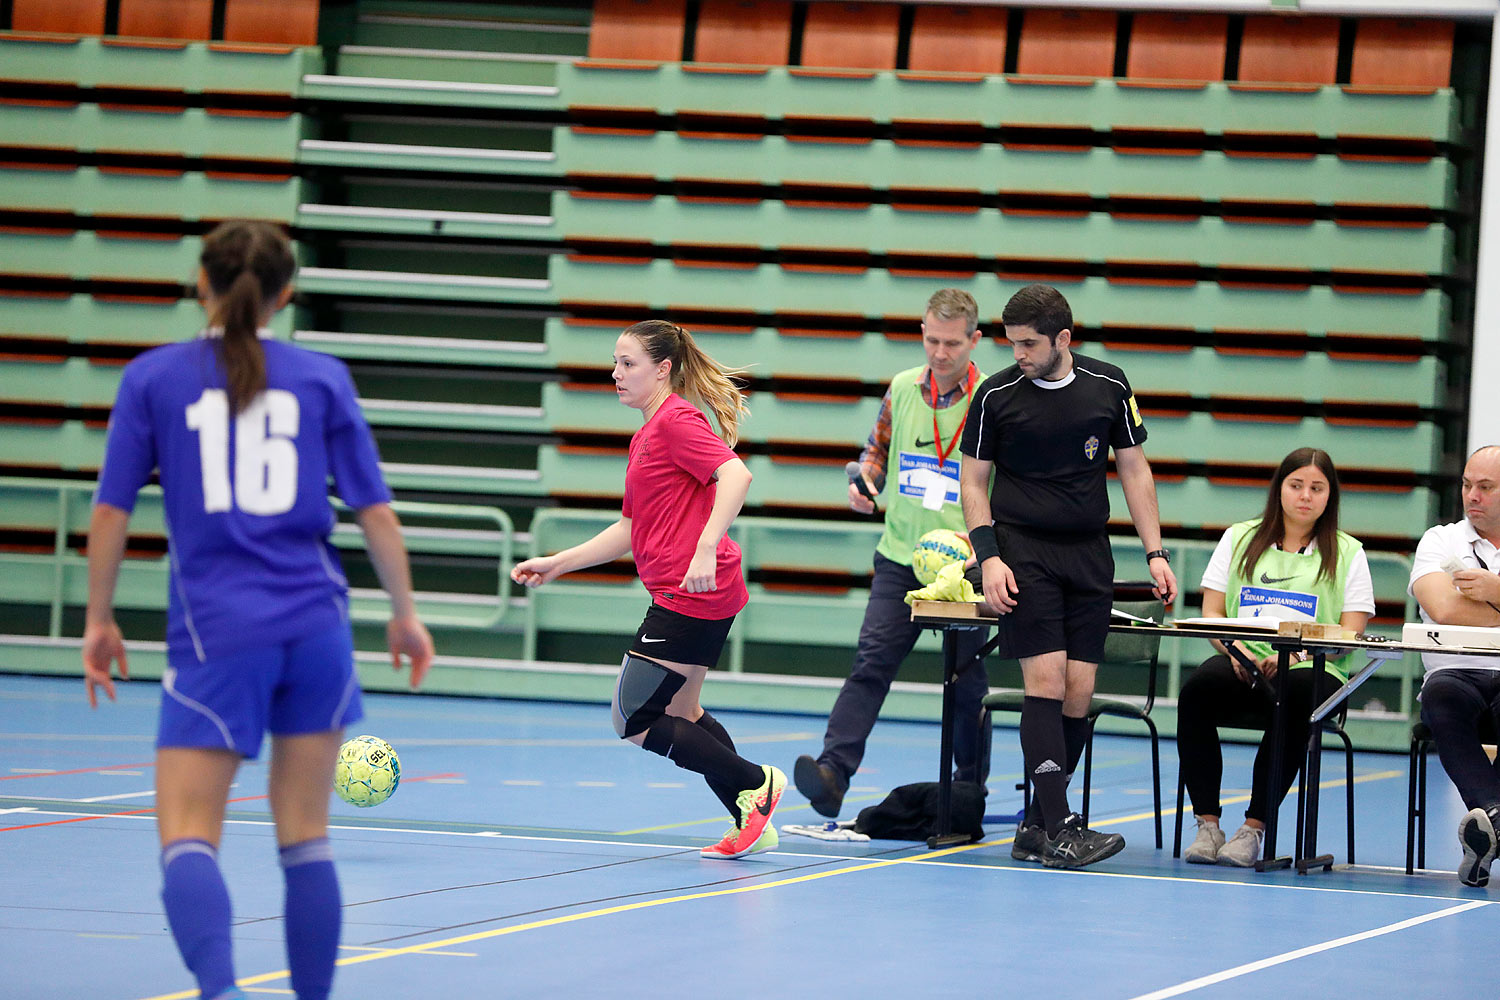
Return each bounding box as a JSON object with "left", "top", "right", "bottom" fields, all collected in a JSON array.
[{"left": 1409, "top": 445, "right": 1500, "bottom": 887}]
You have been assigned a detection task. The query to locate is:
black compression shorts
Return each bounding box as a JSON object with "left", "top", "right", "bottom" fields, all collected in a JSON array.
[{"left": 630, "top": 602, "right": 736, "bottom": 668}]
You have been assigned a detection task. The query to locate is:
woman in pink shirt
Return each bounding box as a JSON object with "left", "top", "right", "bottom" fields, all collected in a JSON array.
[{"left": 512, "top": 320, "right": 785, "bottom": 858}]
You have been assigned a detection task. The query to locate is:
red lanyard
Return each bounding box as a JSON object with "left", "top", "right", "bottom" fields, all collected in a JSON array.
[{"left": 929, "top": 364, "right": 975, "bottom": 468}]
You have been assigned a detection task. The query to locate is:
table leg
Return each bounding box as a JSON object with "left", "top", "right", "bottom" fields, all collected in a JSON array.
[
  {"left": 928, "top": 627, "right": 973, "bottom": 849},
  {"left": 1298, "top": 652, "right": 1335, "bottom": 874},
  {"left": 1256, "top": 647, "right": 1294, "bottom": 872}
]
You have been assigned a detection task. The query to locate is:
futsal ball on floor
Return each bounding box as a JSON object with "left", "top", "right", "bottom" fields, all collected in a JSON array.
[
  {"left": 911, "top": 528, "right": 973, "bottom": 585},
  {"left": 334, "top": 734, "right": 401, "bottom": 808}
]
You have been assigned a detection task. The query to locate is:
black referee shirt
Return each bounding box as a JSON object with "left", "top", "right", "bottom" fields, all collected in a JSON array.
[{"left": 959, "top": 353, "right": 1147, "bottom": 536}]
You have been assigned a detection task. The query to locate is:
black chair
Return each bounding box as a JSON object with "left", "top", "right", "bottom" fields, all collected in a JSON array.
[
  {"left": 976, "top": 598, "right": 1166, "bottom": 849},
  {"left": 1171, "top": 690, "right": 1356, "bottom": 864},
  {"left": 1407, "top": 715, "right": 1500, "bottom": 874}
]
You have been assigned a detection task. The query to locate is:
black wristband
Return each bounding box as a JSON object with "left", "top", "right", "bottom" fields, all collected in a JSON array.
[
  {"left": 969, "top": 524, "right": 1001, "bottom": 564},
  {"left": 1146, "top": 548, "right": 1170, "bottom": 564}
]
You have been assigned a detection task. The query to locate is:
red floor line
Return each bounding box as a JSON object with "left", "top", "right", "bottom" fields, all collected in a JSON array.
[
  {"left": 0, "top": 773, "right": 460, "bottom": 833},
  {"left": 0, "top": 761, "right": 157, "bottom": 781}
]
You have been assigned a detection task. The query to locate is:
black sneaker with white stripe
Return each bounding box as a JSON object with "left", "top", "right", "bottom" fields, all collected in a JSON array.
[{"left": 1042, "top": 813, "right": 1125, "bottom": 869}]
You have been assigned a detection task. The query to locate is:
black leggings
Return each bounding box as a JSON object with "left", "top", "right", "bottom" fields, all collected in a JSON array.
[
  {"left": 1419, "top": 668, "right": 1500, "bottom": 812},
  {"left": 1177, "top": 654, "right": 1342, "bottom": 823}
]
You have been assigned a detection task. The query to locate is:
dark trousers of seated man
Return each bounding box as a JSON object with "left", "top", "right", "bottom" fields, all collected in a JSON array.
[
  {"left": 817, "top": 552, "right": 992, "bottom": 788},
  {"left": 1177, "top": 654, "right": 1344, "bottom": 823},
  {"left": 1420, "top": 668, "right": 1500, "bottom": 813}
]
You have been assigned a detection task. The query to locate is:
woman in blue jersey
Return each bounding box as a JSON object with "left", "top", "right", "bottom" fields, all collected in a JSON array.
[
  {"left": 1177, "top": 448, "right": 1372, "bottom": 868},
  {"left": 82, "top": 220, "right": 434, "bottom": 1000}
]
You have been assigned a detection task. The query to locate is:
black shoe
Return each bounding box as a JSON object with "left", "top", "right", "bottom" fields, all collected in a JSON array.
[
  {"left": 1042, "top": 814, "right": 1126, "bottom": 870},
  {"left": 793, "top": 755, "right": 846, "bottom": 818},
  {"left": 1011, "top": 821, "right": 1047, "bottom": 863}
]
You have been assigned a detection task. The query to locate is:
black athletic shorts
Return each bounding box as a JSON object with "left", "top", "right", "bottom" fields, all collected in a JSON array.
[
  {"left": 994, "top": 527, "right": 1113, "bottom": 663},
  {"left": 630, "top": 602, "right": 736, "bottom": 668}
]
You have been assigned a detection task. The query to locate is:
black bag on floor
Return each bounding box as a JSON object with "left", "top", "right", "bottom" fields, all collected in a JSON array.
[{"left": 853, "top": 781, "right": 985, "bottom": 841}]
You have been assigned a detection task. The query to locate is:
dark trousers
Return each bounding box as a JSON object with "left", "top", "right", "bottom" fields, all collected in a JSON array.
[
  {"left": 1177, "top": 654, "right": 1341, "bottom": 823},
  {"left": 1420, "top": 668, "right": 1500, "bottom": 812},
  {"left": 819, "top": 551, "right": 992, "bottom": 785}
]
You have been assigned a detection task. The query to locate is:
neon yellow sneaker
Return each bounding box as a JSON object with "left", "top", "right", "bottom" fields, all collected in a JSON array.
[{"left": 700, "top": 821, "right": 778, "bottom": 859}]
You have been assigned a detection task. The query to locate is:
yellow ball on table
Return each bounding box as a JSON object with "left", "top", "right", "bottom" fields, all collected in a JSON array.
[{"left": 911, "top": 529, "right": 973, "bottom": 585}]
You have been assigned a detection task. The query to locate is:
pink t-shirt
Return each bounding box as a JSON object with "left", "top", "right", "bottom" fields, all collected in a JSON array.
[{"left": 622, "top": 394, "right": 748, "bottom": 620}]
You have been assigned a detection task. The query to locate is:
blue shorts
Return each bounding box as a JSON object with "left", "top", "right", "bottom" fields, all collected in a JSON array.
[{"left": 158, "top": 624, "right": 365, "bottom": 759}]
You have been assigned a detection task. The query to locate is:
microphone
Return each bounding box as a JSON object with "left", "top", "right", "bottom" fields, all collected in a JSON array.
[{"left": 846, "top": 462, "right": 878, "bottom": 509}]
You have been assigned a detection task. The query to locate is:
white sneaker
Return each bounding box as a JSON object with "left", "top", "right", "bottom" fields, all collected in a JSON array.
[
  {"left": 1183, "top": 819, "right": 1225, "bottom": 865},
  {"left": 1458, "top": 807, "right": 1497, "bottom": 887},
  {"left": 1217, "top": 824, "right": 1265, "bottom": 868}
]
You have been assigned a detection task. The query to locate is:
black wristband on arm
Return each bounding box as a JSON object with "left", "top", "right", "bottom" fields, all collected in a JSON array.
[{"left": 969, "top": 524, "right": 1001, "bottom": 564}]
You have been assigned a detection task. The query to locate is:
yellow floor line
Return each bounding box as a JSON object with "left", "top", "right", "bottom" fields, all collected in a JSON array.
[
  {"left": 137, "top": 835, "right": 1004, "bottom": 1000},
  {"left": 613, "top": 791, "right": 888, "bottom": 836},
  {"left": 136, "top": 768, "right": 1406, "bottom": 1000},
  {"left": 1210, "top": 768, "right": 1403, "bottom": 812}
]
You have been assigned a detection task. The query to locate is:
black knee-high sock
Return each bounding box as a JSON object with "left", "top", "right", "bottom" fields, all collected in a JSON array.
[
  {"left": 642, "top": 714, "right": 764, "bottom": 795},
  {"left": 1025, "top": 714, "right": 1089, "bottom": 828},
  {"left": 694, "top": 710, "right": 744, "bottom": 823},
  {"left": 1062, "top": 714, "right": 1090, "bottom": 786},
  {"left": 1020, "top": 696, "right": 1071, "bottom": 836}
]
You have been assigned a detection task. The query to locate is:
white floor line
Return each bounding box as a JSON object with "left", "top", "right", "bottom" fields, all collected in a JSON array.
[
  {"left": 12, "top": 803, "right": 1485, "bottom": 905},
  {"left": 1123, "top": 900, "right": 1492, "bottom": 1000},
  {"left": 76, "top": 790, "right": 156, "bottom": 803},
  {"left": 914, "top": 855, "right": 1491, "bottom": 904}
]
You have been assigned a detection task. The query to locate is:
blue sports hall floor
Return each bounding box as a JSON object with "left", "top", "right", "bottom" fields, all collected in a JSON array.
[{"left": 0, "top": 673, "right": 1490, "bottom": 1000}]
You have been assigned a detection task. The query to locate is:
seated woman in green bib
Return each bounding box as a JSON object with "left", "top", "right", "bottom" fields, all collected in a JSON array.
[{"left": 1178, "top": 448, "right": 1373, "bottom": 868}]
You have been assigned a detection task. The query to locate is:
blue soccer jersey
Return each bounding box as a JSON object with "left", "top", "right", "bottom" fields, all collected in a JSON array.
[{"left": 95, "top": 334, "right": 390, "bottom": 663}]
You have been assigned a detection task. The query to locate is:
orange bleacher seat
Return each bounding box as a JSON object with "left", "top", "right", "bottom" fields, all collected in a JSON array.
[
  {"left": 798, "top": 2, "right": 900, "bottom": 72},
  {"left": 907, "top": 4, "right": 1008, "bottom": 76},
  {"left": 11, "top": 0, "right": 106, "bottom": 35},
  {"left": 1125, "top": 12, "right": 1227, "bottom": 84},
  {"left": 587, "top": 0, "right": 687, "bottom": 62},
  {"left": 1015, "top": 8, "right": 1117, "bottom": 79},
  {"left": 223, "top": 0, "right": 319, "bottom": 47},
  {"left": 118, "top": 0, "right": 213, "bottom": 42},
  {"left": 694, "top": 1, "right": 792, "bottom": 66},
  {"left": 1237, "top": 15, "right": 1340, "bottom": 87},
  {"left": 1350, "top": 17, "right": 1455, "bottom": 91}
]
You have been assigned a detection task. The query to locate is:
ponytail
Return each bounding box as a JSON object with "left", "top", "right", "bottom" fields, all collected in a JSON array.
[
  {"left": 199, "top": 220, "right": 295, "bottom": 413},
  {"left": 622, "top": 320, "right": 749, "bottom": 446},
  {"left": 218, "top": 270, "right": 266, "bottom": 415}
]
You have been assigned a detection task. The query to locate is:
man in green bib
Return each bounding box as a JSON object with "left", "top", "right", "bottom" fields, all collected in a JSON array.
[{"left": 794, "top": 289, "right": 991, "bottom": 817}]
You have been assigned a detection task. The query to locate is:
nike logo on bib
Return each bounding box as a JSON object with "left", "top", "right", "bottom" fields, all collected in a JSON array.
[
  {"left": 1259, "top": 572, "right": 1298, "bottom": 585},
  {"left": 640, "top": 636, "right": 667, "bottom": 643},
  {"left": 914, "top": 437, "right": 935, "bottom": 449}
]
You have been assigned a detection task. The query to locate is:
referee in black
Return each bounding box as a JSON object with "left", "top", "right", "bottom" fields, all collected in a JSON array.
[{"left": 959, "top": 283, "right": 1177, "bottom": 869}]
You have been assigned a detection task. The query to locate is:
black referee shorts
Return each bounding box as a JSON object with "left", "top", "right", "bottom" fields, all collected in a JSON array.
[{"left": 994, "top": 528, "right": 1114, "bottom": 663}]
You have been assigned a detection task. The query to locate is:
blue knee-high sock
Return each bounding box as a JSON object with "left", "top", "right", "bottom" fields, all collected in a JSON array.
[
  {"left": 280, "top": 838, "right": 341, "bottom": 1000},
  {"left": 160, "top": 839, "right": 236, "bottom": 1000}
]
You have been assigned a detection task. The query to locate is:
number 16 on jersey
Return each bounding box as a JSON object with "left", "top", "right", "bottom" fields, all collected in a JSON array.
[{"left": 184, "top": 388, "right": 301, "bottom": 516}]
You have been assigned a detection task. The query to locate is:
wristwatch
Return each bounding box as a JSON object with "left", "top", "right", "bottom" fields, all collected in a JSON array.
[{"left": 1146, "top": 549, "right": 1171, "bottom": 564}]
